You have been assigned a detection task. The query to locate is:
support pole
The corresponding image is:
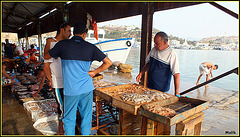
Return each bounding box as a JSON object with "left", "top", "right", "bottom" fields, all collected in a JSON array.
[
  {"left": 139, "top": 2, "right": 154, "bottom": 87},
  {"left": 63, "top": 5, "right": 69, "bottom": 22},
  {"left": 17, "top": 34, "right": 21, "bottom": 47},
  {"left": 37, "top": 22, "right": 42, "bottom": 56},
  {"left": 64, "top": 8, "right": 69, "bottom": 22},
  {"left": 25, "top": 29, "right": 29, "bottom": 50}
]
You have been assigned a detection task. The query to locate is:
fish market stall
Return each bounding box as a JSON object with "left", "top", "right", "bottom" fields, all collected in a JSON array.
[
  {"left": 3, "top": 63, "right": 209, "bottom": 135},
  {"left": 94, "top": 83, "right": 209, "bottom": 135},
  {"left": 8, "top": 69, "right": 59, "bottom": 135},
  {"left": 3, "top": 59, "right": 209, "bottom": 135}
]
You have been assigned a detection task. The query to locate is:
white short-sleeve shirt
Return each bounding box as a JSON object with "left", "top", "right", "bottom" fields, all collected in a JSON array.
[{"left": 44, "top": 38, "right": 63, "bottom": 88}]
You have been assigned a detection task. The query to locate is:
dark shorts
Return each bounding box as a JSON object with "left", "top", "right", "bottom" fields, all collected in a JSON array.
[{"left": 53, "top": 88, "right": 64, "bottom": 119}]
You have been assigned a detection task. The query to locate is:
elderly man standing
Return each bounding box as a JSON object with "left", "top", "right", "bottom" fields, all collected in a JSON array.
[{"left": 136, "top": 31, "right": 180, "bottom": 96}]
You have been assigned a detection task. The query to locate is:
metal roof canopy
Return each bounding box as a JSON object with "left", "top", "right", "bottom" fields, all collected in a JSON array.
[
  {"left": 2, "top": 2, "right": 207, "bottom": 38},
  {"left": 2, "top": 2, "right": 238, "bottom": 38}
]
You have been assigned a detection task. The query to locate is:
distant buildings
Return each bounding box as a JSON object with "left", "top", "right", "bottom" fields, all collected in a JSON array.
[
  {"left": 169, "top": 39, "right": 238, "bottom": 51},
  {"left": 179, "top": 39, "right": 191, "bottom": 49},
  {"left": 169, "top": 40, "right": 180, "bottom": 48},
  {"left": 126, "top": 25, "right": 137, "bottom": 31},
  {"left": 104, "top": 24, "right": 120, "bottom": 27},
  {"left": 196, "top": 42, "right": 210, "bottom": 50},
  {"left": 170, "top": 39, "right": 193, "bottom": 50}
]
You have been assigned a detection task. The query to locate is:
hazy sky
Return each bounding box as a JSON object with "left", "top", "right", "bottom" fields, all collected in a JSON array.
[{"left": 98, "top": 2, "right": 239, "bottom": 41}]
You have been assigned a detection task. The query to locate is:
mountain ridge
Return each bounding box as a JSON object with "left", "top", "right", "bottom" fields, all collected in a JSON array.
[{"left": 100, "top": 25, "right": 238, "bottom": 45}]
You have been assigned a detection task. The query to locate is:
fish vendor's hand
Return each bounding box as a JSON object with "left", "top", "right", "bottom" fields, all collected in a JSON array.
[
  {"left": 48, "top": 86, "right": 52, "bottom": 91},
  {"left": 176, "top": 94, "right": 189, "bottom": 98},
  {"left": 176, "top": 94, "right": 180, "bottom": 98},
  {"left": 32, "top": 92, "right": 38, "bottom": 97},
  {"left": 88, "top": 71, "right": 96, "bottom": 78},
  {"left": 47, "top": 80, "right": 52, "bottom": 90},
  {"left": 136, "top": 73, "right": 142, "bottom": 83}
]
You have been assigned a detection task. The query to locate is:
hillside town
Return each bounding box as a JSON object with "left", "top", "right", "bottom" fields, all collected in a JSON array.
[
  {"left": 101, "top": 24, "right": 238, "bottom": 51},
  {"left": 169, "top": 36, "right": 238, "bottom": 51},
  {"left": 2, "top": 25, "right": 239, "bottom": 51}
]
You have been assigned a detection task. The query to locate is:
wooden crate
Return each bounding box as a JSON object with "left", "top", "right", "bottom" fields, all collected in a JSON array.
[
  {"left": 97, "top": 109, "right": 143, "bottom": 135},
  {"left": 139, "top": 97, "right": 209, "bottom": 126},
  {"left": 95, "top": 83, "right": 178, "bottom": 115},
  {"left": 112, "top": 85, "right": 177, "bottom": 115},
  {"left": 119, "top": 109, "right": 142, "bottom": 135},
  {"left": 97, "top": 110, "right": 142, "bottom": 135},
  {"left": 175, "top": 111, "right": 204, "bottom": 135},
  {"left": 113, "top": 94, "right": 178, "bottom": 115},
  {"left": 97, "top": 126, "right": 111, "bottom": 135},
  {"left": 143, "top": 111, "right": 205, "bottom": 135},
  {"left": 94, "top": 83, "right": 137, "bottom": 101},
  {"left": 94, "top": 89, "right": 113, "bottom": 102},
  {"left": 143, "top": 118, "right": 171, "bottom": 135}
]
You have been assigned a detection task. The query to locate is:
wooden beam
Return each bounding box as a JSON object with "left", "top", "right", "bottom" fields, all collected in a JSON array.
[
  {"left": 18, "top": 3, "right": 39, "bottom": 27},
  {"left": 3, "top": 5, "right": 38, "bottom": 30},
  {"left": 139, "top": 2, "right": 154, "bottom": 87},
  {"left": 9, "top": 16, "right": 19, "bottom": 24},
  {"left": 19, "top": 3, "right": 34, "bottom": 16},
  {"left": 208, "top": 2, "right": 238, "bottom": 19},
  {"left": 41, "top": 2, "right": 65, "bottom": 12},
  {"left": 40, "top": 2, "right": 68, "bottom": 21},
  {"left": 2, "top": 20, "right": 21, "bottom": 28},
  {"left": 2, "top": 26, "right": 18, "bottom": 33},
  {"left": 4, "top": 3, "right": 18, "bottom": 21},
  {"left": 3, "top": 8, "right": 31, "bottom": 20}
]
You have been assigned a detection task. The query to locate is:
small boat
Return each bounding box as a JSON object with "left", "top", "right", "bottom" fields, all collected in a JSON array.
[{"left": 85, "top": 29, "right": 136, "bottom": 67}]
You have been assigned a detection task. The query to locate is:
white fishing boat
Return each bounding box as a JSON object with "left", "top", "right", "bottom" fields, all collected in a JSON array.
[{"left": 85, "top": 29, "right": 136, "bottom": 67}]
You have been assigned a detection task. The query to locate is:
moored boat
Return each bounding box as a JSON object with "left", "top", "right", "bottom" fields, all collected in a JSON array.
[{"left": 86, "top": 29, "right": 136, "bottom": 67}]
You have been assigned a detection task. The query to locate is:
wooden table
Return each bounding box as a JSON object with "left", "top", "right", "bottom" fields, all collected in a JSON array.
[{"left": 93, "top": 84, "right": 209, "bottom": 135}]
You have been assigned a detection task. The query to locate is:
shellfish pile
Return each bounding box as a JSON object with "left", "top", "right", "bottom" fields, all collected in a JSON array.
[
  {"left": 120, "top": 93, "right": 151, "bottom": 104},
  {"left": 102, "top": 84, "right": 149, "bottom": 97},
  {"left": 99, "top": 84, "right": 173, "bottom": 104},
  {"left": 93, "top": 80, "right": 118, "bottom": 88},
  {"left": 120, "top": 90, "right": 171, "bottom": 104},
  {"left": 147, "top": 103, "right": 177, "bottom": 117}
]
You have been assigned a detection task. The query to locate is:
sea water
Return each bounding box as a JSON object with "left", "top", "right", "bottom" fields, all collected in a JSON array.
[{"left": 125, "top": 48, "right": 239, "bottom": 92}]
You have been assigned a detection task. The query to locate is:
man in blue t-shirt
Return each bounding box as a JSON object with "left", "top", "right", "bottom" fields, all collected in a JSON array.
[
  {"left": 44, "top": 22, "right": 112, "bottom": 135},
  {"left": 136, "top": 31, "right": 180, "bottom": 96}
]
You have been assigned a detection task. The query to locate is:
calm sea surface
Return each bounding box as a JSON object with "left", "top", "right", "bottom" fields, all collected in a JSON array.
[{"left": 125, "top": 48, "right": 239, "bottom": 91}]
